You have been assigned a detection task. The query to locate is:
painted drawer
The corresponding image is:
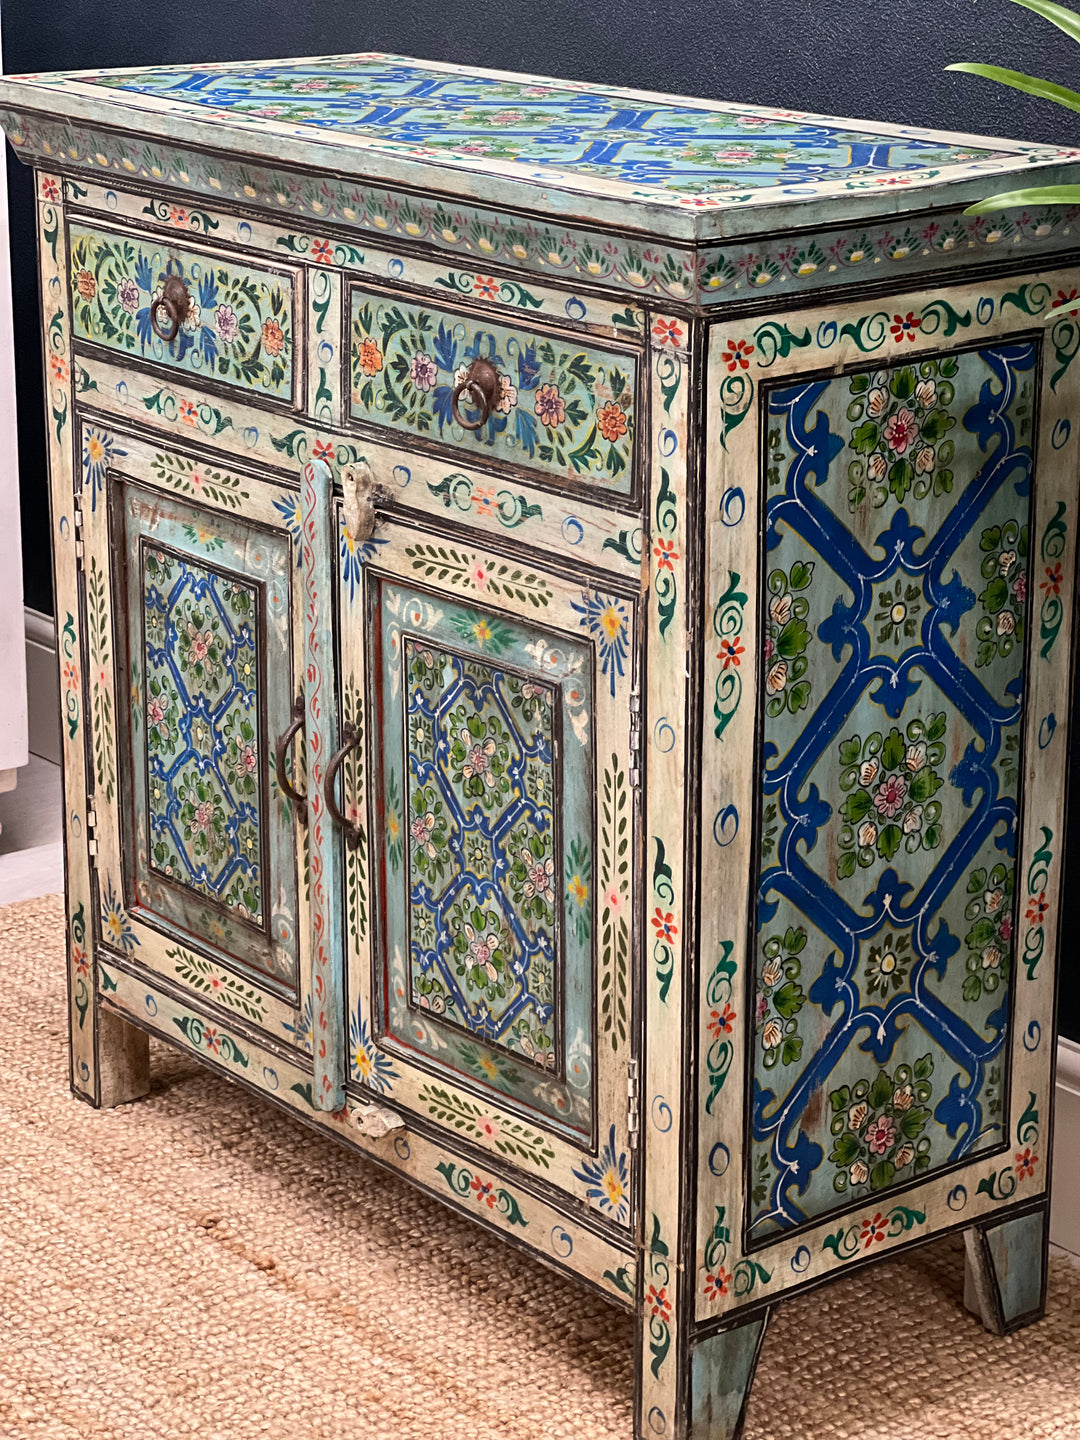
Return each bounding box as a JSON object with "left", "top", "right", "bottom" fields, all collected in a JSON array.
[
  {"left": 69, "top": 220, "right": 301, "bottom": 407},
  {"left": 347, "top": 284, "right": 641, "bottom": 500}
]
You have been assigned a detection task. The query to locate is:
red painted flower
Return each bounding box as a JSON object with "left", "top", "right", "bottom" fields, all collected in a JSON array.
[
  {"left": 890, "top": 311, "right": 922, "bottom": 342},
  {"left": 49, "top": 353, "right": 68, "bottom": 382},
  {"left": 312, "top": 239, "right": 333, "bottom": 264},
  {"left": 652, "top": 908, "right": 678, "bottom": 943},
  {"left": 71, "top": 944, "right": 89, "bottom": 978},
  {"left": 474, "top": 275, "right": 498, "bottom": 300},
  {"left": 40, "top": 176, "right": 60, "bottom": 203},
  {"left": 1026, "top": 892, "right": 1048, "bottom": 926},
  {"left": 703, "top": 1268, "right": 731, "bottom": 1301},
  {"left": 654, "top": 538, "right": 679, "bottom": 571},
  {"left": 861, "top": 1212, "right": 888, "bottom": 1248},
  {"left": 179, "top": 399, "right": 197, "bottom": 426},
  {"left": 1042, "top": 563, "right": 1063, "bottom": 596},
  {"left": 202, "top": 1026, "right": 220, "bottom": 1053},
  {"left": 598, "top": 402, "right": 629, "bottom": 442},
  {"left": 646, "top": 1284, "right": 672, "bottom": 1322},
  {"left": 169, "top": 206, "right": 187, "bottom": 228},
  {"left": 653, "top": 317, "right": 684, "bottom": 347},
  {"left": 470, "top": 1176, "right": 497, "bottom": 1208},
  {"left": 1053, "top": 287, "right": 1079, "bottom": 309},
  {"left": 708, "top": 1003, "right": 736, "bottom": 1038},
  {"left": 721, "top": 338, "right": 754, "bottom": 372},
  {"left": 718, "top": 635, "right": 744, "bottom": 670},
  {"left": 882, "top": 408, "right": 917, "bottom": 455},
  {"left": 312, "top": 439, "right": 335, "bottom": 462},
  {"left": 1015, "top": 1148, "right": 1039, "bottom": 1180}
]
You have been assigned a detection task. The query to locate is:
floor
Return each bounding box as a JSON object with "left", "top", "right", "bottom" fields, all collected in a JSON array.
[{"left": 0, "top": 754, "right": 64, "bottom": 904}]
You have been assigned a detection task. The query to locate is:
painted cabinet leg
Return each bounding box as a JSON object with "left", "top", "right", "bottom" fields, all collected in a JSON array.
[
  {"left": 683, "top": 1313, "right": 769, "bottom": 1440},
  {"left": 963, "top": 1205, "right": 1049, "bottom": 1335},
  {"left": 94, "top": 1004, "right": 151, "bottom": 1109}
]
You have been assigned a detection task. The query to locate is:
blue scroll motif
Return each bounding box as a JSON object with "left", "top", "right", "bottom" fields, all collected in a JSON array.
[{"left": 750, "top": 341, "right": 1036, "bottom": 1236}]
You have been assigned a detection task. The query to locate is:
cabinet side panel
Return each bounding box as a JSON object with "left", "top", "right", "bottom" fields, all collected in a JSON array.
[{"left": 35, "top": 171, "right": 96, "bottom": 1100}]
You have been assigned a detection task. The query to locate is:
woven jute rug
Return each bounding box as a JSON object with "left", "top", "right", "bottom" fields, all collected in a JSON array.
[{"left": 2, "top": 894, "right": 1080, "bottom": 1439}]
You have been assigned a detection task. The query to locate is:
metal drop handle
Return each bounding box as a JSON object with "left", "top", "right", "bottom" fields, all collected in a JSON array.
[
  {"left": 323, "top": 721, "right": 363, "bottom": 848},
  {"left": 450, "top": 357, "right": 500, "bottom": 431},
  {"left": 273, "top": 696, "right": 306, "bottom": 823},
  {"left": 150, "top": 274, "right": 191, "bottom": 343}
]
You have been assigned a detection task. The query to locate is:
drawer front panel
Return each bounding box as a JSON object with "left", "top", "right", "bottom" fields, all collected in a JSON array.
[
  {"left": 348, "top": 286, "right": 640, "bottom": 497},
  {"left": 70, "top": 222, "right": 299, "bottom": 404}
]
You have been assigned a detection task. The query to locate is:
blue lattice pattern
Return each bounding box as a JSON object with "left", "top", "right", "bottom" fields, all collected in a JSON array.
[
  {"left": 405, "top": 638, "right": 558, "bottom": 1067},
  {"left": 142, "top": 545, "right": 264, "bottom": 924},
  {"left": 83, "top": 57, "right": 1007, "bottom": 197},
  {"left": 750, "top": 340, "right": 1036, "bottom": 1239}
]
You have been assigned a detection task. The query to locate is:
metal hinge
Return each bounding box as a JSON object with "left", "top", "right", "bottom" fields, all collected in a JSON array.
[
  {"left": 627, "top": 1058, "right": 640, "bottom": 1150},
  {"left": 628, "top": 688, "right": 642, "bottom": 788},
  {"left": 86, "top": 798, "right": 98, "bottom": 860},
  {"left": 73, "top": 492, "right": 85, "bottom": 566}
]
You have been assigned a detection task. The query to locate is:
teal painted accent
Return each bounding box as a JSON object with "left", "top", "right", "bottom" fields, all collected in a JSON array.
[
  {"left": 690, "top": 1316, "right": 767, "bottom": 1438},
  {"left": 984, "top": 1209, "right": 1048, "bottom": 1328},
  {"left": 70, "top": 222, "right": 295, "bottom": 401},
  {"left": 302, "top": 458, "right": 347, "bottom": 1111},
  {"left": 349, "top": 288, "right": 636, "bottom": 492}
]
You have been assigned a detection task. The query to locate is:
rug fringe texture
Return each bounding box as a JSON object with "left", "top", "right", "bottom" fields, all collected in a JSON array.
[{"left": 1, "top": 895, "right": 1079, "bottom": 1438}]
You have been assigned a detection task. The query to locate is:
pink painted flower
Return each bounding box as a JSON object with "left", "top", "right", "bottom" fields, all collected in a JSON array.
[
  {"left": 117, "top": 277, "right": 140, "bottom": 315},
  {"left": 874, "top": 774, "right": 908, "bottom": 818},
  {"left": 1013, "top": 570, "right": 1027, "bottom": 601},
  {"left": 410, "top": 352, "right": 438, "bottom": 391},
  {"left": 534, "top": 383, "right": 565, "bottom": 428},
  {"left": 882, "top": 408, "right": 917, "bottom": 455},
  {"left": 866, "top": 1116, "right": 896, "bottom": 1155},
  {"left": 215, "top": 304, "right": 240, "bottom": 342}
]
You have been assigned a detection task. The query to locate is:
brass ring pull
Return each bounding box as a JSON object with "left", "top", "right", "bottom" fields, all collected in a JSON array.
[
  {"left": 450, "top": 357, "right": 500, "bottom": 431},
  {"left": 323, "top": 721, "right": 363, "bottom": 848},
  {"left": 150, "top": 274, "right": 191, "bottom": 343},
  {"left": 273, "top": 696, "right": 306, "bottom": 823}
]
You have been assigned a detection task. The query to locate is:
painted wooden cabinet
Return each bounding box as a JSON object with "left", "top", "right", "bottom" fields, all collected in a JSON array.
[{"left": 3, "top": 54, "right": 1080, "bottom": 1438}]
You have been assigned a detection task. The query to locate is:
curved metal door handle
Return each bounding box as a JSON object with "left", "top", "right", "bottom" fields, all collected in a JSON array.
[
  {"left": 273, "top": 695, "right": 306, "bottom": 823},
  {"left": 323, "top": 721, "right": 363, "bottom": 848}
]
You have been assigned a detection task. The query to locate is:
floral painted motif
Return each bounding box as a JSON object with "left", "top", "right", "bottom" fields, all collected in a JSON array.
[
  {"left": 862, "top": 932, "right": 912, "bottom": 997},
  {"left": 100, "top": 875, "right": 138, "bottom": 953},
  {"left": 570, "top": 590, "right": 630, "bottom": 698},
  {"left": 349, "top": 1008, "right": 399, "bottom": 1092},
  {"left": 82, "top": 426, "right": 127, "bottom": 511},
  {"left": 350, "top": 291, "right": 636, "bottom": 490},
  {"left": 961, "top": 861, "right": 1015, "bottom": 1002},
  {"left": 975, "top": 519, "right": 1028, "bottom": 667},
  {"left": 754, "top": 925, "right": 806, "bottom": 1069},
  {"left": 763, "top": 561, "right": 813, "bottom": 715},
  {"left": 571, "top": 1124, "right": 630, "bottom": 1224},
  {"left": 69, "top": 225, "right": 294, "bottom": 400},
  {"left": 828, "top": 1055, "right": 935, "bottom": 1195},
  {"left": 836, "top": 714, "right": 946, "bottom": 878},
  {"left": 845, "top": 357, "right": 959, "bottom": 510}
]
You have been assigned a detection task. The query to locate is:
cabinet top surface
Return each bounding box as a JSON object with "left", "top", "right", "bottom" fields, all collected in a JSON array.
[{"left": 3, "top": 52, "right": 1079, "bottom": 240}]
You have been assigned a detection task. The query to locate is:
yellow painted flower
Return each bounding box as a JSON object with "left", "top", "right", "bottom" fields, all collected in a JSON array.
[
  {"left": 568, "top": 874, "right": 588, "bottom": 908},
  {"left": 599, "top": 604, "right": 623, "bottom": 640}
]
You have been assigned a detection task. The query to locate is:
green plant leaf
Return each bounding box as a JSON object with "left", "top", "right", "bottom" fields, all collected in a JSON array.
[
  {"left": 963, "top": 184, "right": 1080, "bottom": 215},
  {"left": 945, "top": 62, "right": 1080, "bottom": 114},
  {"left": 1011, "top": 0, "right": 1080, "bottom": 48}
]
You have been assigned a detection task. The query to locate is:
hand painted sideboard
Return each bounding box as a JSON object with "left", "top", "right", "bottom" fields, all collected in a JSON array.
[{"left": 2, "top": 53, "right": 1078, "bottom": 1438}]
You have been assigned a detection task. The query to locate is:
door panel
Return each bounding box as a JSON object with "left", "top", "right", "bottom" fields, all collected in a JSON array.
[
  {"left": 338, "top": 507, "right": 639, "bottom": 1222},
  {"left": 84, "top": 420, "right": 309, "bottom": 1041}
]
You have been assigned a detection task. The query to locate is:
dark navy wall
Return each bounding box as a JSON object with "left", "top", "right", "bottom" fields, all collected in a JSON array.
[{"left": 4, "top": 0, "right": 1080, "bottom": 1037}]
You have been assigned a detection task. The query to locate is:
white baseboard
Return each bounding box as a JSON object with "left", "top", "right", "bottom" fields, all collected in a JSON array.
[
  {"left": 1052, "top": 1038, "right": 1080, "bottom": 1256},
  {"left": 24, "top": 607, "right": 59, "bottom": 767}
]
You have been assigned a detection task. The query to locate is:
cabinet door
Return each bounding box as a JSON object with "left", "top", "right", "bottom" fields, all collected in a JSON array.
[
  {"left": 337, "top": 506, "right": 640, "bottom": 1226},
  {"left": 82, "top": 419, "right": 309, "bottom": 1042}
]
